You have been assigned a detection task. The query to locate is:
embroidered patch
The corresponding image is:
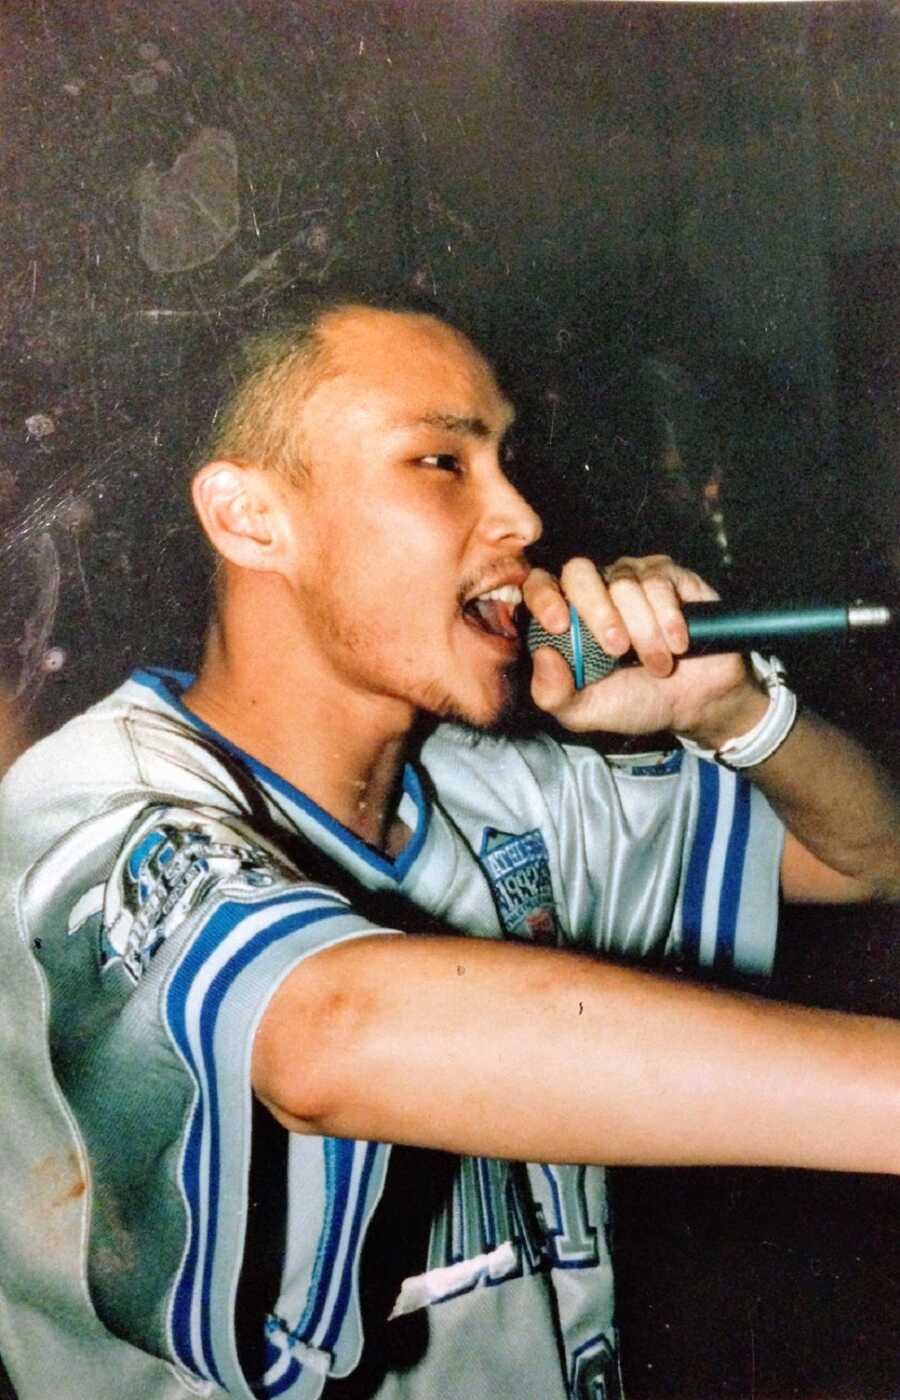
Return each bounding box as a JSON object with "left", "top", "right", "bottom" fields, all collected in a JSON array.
[
  {"left": 479, "top": 827, "right": 558, "bottom": 943},
  {"left": 101, "top": 813, "right": 282, "bottom": 982}
]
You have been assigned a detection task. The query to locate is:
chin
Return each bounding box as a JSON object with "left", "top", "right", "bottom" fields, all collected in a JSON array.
[{"left": 424, "top": 667, "right": 518, "bottom": 734}]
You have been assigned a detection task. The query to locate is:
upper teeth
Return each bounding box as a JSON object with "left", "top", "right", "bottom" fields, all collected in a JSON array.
[{"left": 477, "top": 585, "right": 522, "bottom": 605}]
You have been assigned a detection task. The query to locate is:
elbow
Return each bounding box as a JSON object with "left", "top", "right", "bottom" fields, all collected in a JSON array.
[
  {"left": 781, "top": 830, "right": 900, "bottom": 905},
  {"left": 847, "top": 838, "right": 900, "bottom": 905},
  {"left": 251, "top": 937, "right": 388, "bottom": 1134}
]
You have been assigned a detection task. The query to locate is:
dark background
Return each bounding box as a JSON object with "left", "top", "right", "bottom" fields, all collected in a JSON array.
[{"left": 1, "top": 2, "right": 897, "bottom": 1396}]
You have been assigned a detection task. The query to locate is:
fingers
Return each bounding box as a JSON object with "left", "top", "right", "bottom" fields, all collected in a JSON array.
[
  {"left": 553, "top": 555, "right": 717, "bottom": 680},
  {"left": 522, "top": 566, "right": 571, "bottom": 634},
  {"left": 531, "top": 658, "right": 672, "bottom": 735},
  {"left": 529, "top": 644, "right": 576, "bottom": 713},
  {"left": 594, "top": 561, "right": 685, "bottom": 676}
]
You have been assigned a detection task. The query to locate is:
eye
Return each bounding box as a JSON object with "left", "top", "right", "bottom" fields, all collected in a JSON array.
[{"left": 419, "top": 453, "right": 461, "bottom": 473}]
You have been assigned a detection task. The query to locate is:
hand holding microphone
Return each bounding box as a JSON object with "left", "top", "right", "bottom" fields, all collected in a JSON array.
[
  {"left": 528, "top": 598, "right": 894, "bottom": 689},
  {"left": 523, "top": 556, "right": 894, "bottom": 745}
]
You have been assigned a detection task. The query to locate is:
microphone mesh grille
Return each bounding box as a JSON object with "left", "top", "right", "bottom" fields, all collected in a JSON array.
[{"left": 526, "top": 615, "right": 620, "bottom": 687}]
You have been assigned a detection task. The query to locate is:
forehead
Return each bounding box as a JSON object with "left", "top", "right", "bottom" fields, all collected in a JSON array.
[{"left": 309, "top": 306, "right": 514, "bottom": 434}]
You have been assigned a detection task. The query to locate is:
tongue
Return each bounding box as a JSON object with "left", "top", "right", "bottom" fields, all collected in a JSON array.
[{"left": 471, "top": 598, "right": 518, "bottom": 639}]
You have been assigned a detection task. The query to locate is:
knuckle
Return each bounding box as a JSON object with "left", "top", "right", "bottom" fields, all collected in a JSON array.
[
  {"left": 601, "top": 554, "right": 636, "bottom": 579},
  {"left": 646, "top": 572, "right": 679, "bottom": 598}
]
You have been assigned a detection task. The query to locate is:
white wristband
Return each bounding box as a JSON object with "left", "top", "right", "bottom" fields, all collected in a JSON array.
[{"left": 677, "top": 653, "right": 798, "bottom": 770}]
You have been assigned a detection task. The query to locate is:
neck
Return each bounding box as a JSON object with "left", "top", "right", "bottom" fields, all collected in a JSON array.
[{"left": 182, "top": 588, "right": 418, "bottom": 857}]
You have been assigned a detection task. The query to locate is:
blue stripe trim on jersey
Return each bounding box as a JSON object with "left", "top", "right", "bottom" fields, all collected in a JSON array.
[
  {"left": 257, "top": 1327, "right": 306, "bottom": 1399},
  {"left": 166, "top": 890, "right": 347, "bottom": 1384},
  {"left": 477, "top": 1158, "right": 497, "bottom": 1248},
  {"left": 131, "top": 668, "right": 430, "bottom": 883},
  {"left": 627, "top": 749, "right": 685, "bottom": 778},
  {"left": 320, "top": 1141, "right": 380, "bottom": 1351},
  {"left": 257, "top": 1356, "right": 303, "bottom": 1400},
  {"left": 273, "top": 1137, "right": 380, "bottom": 1362},
  {"left": 294, "top": 1138, "right": 356, "bottom": 1340},
  {"left": 393, "top": 766, "right": 429, "bottom": 880},
  {"left": 714, "top": 775, "right": 752, "bottom": 971},
  {"left": 262, "top": 1359, "right": 304, "bottom": 1399},
  {"left": 681, "top": 759, "right": 720, "bottom": 964},
  {"left": 169, "top": 893, "right": 341, "bottom": 1381}
]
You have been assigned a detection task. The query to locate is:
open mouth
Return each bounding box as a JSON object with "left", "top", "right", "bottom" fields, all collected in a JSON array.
[{"left": 462, "top": 584, "right": 522, "bottom": 641}]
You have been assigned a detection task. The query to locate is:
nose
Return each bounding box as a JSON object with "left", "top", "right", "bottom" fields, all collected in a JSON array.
[{"left": 479, "top": 461, "right": 543, "bottom": 550}]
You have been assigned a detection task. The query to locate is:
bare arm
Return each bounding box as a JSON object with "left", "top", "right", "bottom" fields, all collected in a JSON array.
[
  {"left": 253, "top": 932, "right": 900, "bottom": 1173},
  {"left": 750, "top": 709, "right": 900, "bottom": 902},
  {"left": 524, "top": 556, "right": 900, "bottom": 904}
]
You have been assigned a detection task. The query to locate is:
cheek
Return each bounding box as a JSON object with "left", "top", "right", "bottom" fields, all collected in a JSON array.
[
  {"left": 296, "top": 479, "right": 468, "bottom": 638},
  {"left": 360, "top": 494, "right": 464, "bottom": 584}
]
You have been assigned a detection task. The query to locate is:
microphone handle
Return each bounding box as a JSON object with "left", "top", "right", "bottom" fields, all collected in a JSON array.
[
  {"left": 527, "top": 602, "right": 894, "bottom": 689},
  {"left": 685, "top": 602, "right": 858, "bottom": 646}
]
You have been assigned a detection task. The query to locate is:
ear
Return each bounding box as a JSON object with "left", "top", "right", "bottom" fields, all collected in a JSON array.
[{"left": 191, "top": 460, "right": 290, "bottom": 572}]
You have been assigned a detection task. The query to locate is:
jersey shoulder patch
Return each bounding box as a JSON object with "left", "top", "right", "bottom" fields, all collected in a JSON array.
[{"left": 101, "top": 805, "right": 302, "bottom": 983}]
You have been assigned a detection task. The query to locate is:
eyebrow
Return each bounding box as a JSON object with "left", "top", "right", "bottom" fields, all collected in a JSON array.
[{"left": 413, "top": 410, "right": 515, "bottom": 438}]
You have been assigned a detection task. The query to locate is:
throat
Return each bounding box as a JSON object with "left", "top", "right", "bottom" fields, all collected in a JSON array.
[
  {"left": 384, "top": 812, "right": 414, "bottom": 860},
  {"left": 342, "top": 781, "right": 413, "bottom": 858},
  {"left": 185, "top": 661, "right": 414, "bottom": 855}
]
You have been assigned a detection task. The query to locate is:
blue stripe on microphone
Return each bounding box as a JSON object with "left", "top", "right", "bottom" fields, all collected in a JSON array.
[{"left": 569, "top": 606, "right": 585, "bottom": 690}]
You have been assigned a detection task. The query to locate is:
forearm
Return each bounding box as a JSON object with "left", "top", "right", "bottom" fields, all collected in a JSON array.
[
  {"left": 254, "top": 933, "right": 900, "bottom": 1172},
  {"left": 740, "top": 708, "right": 900, "bottom": 902},
  {"left": 678, "top": 671, "right": 900, "bottom": 902}
]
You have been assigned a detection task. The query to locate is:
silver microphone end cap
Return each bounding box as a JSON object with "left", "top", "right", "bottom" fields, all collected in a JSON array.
[{"left": 847, "top": 605, "right": 894, "bottom": 629}]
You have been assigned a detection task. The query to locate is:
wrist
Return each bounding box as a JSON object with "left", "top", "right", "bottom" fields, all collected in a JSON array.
[
  {"left": 680, "top": 681, "right": 769, "bottom": 753},
  {"left": 677, "top": 654, "right": 798, "bottom": 769}
]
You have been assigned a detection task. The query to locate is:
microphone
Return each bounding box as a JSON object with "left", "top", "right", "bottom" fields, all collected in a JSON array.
[{"left": 527, "top": 601, "right": 895, "bottom": 689}]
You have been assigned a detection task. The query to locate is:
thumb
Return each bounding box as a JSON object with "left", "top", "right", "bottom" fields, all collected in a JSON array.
[{"left": 530, "top": 646, "right": 576, "bottom": 713}]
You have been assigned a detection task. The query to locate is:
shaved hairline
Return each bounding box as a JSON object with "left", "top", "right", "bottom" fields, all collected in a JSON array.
[{"left": 198, "top": 300, "right": 467, "bottom": 485}]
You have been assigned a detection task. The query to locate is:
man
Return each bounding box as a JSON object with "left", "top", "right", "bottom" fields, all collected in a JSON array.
[{"left": 0, "top": 291, "right": 897, "bottom": 1400}]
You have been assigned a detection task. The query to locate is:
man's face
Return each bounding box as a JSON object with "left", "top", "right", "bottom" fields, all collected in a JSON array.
[{"left": 278, "top": 307, "right": 542, "bottom": 730}]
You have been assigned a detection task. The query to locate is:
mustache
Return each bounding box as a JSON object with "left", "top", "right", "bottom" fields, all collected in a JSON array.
[{"left": 456, "top": 556, "right": 530, "bottom": 611}]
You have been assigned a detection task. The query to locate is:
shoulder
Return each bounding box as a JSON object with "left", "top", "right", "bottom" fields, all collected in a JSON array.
[
  {"left": 422, "top": 724, "right": 684, "bottom": 804},
  {"left": 0, "top": 691, "right": 136, "bottom": 877},
  {"left": 0, "top": 675, "right": 251, "bottom": 880}
]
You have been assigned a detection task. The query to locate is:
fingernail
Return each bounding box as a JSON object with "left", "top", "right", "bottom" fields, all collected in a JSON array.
[
  {"left": 646, "top": 652, "right": 672, "bottom": 676},
  {"left": 666, "top": 621, "right": 689, "bottom": 652},
  {"left": 604, "top": 626, "right": 628, "bottom": 653}
]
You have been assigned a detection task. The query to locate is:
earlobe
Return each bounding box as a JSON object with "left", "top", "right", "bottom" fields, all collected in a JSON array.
[{"left": 192, "top": 461, "right": 282, "bottom": 571}]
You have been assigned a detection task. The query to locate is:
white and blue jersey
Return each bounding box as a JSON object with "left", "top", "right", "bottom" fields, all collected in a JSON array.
[{"left": 0, "top": 668, "right": 783, "bottom": 1400}]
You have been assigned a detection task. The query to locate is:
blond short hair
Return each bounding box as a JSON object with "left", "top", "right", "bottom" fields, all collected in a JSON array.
[
  {"left": 201, "top": 316, "right": 334, "bottom": 483},
  {"left": 198, "top": 285, "right": 458, "bottom": 484}
]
